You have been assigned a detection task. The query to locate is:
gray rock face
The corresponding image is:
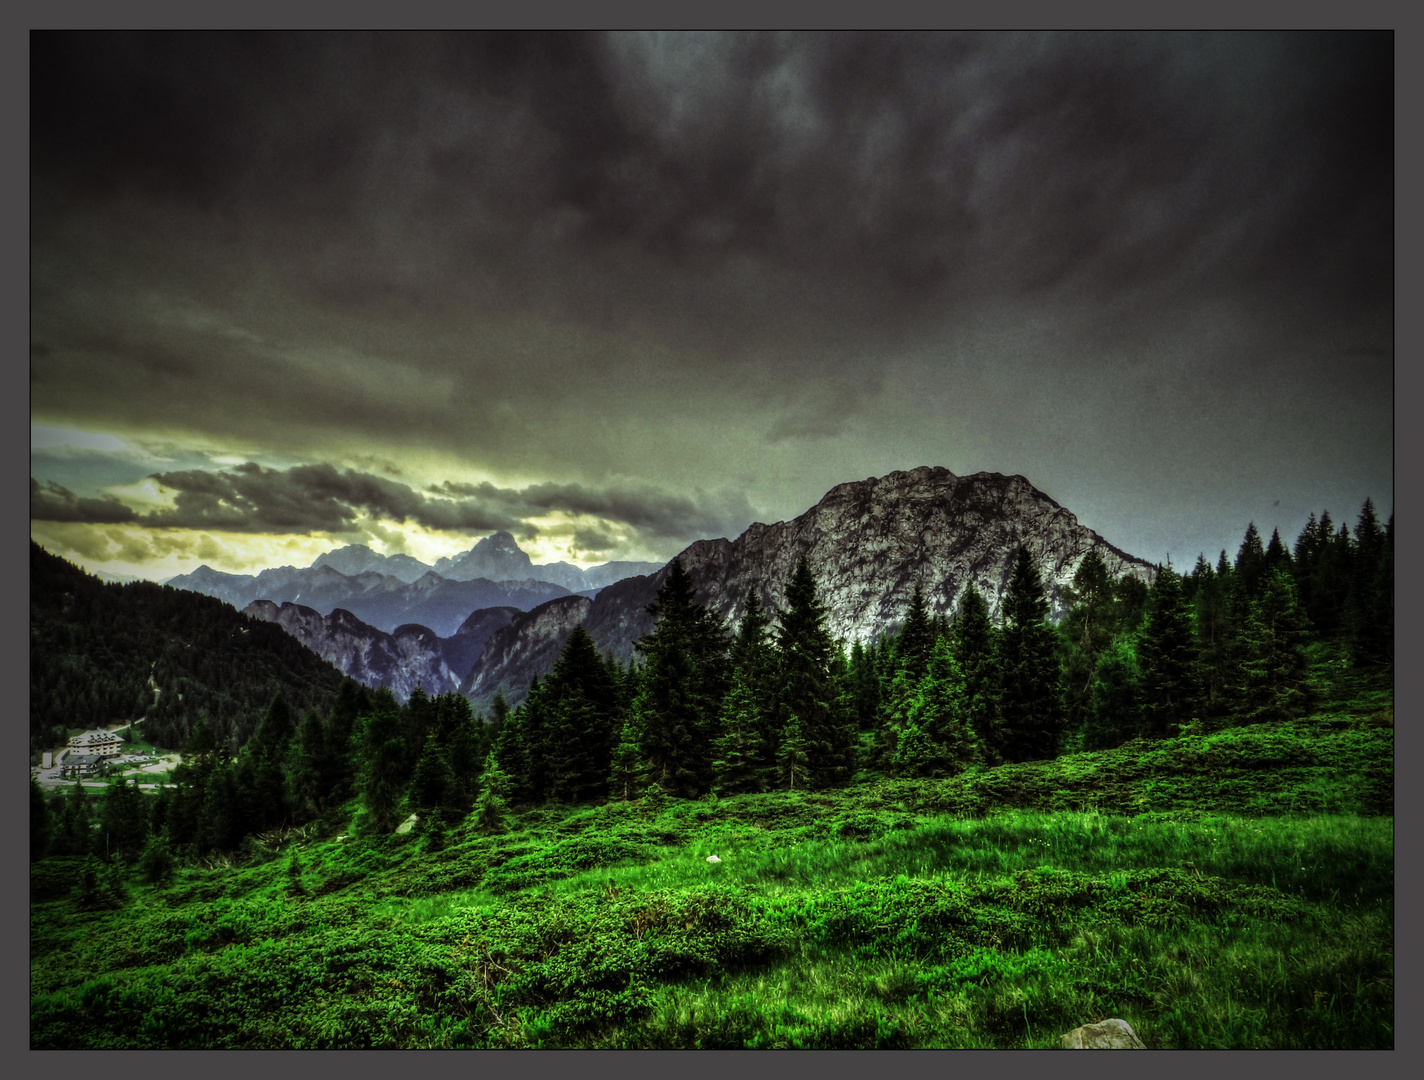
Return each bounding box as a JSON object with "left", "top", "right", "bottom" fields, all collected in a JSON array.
[
  {"left": 243, "top": 600, "right": 463, "bottom": 703},
  {"left": 1059, "top": 1018, "right": 1146, "bottom": 1048},
  {"left": 463, "top": 595, "right": 594, "bottom": 702},
  {"left": 469, "top": 467, "right": 1156, "bottom": 705},
  {"left": 671, "top": 467, "right": 1155, "bottom": 641}
]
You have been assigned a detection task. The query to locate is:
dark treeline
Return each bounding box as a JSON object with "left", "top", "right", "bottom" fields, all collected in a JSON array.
[
  {"left": 35, "top": 681, "right": 498, "bottom": 876},
  {"left": 29, "top": 543, "right": 346, "bottom": 761},
  {"left": 31, "top": 498, "right": 1391, "bottom": 873}
]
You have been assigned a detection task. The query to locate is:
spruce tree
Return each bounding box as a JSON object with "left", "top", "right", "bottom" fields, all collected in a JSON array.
[
  {"left": 607, "top": 712, "right": 645, "bottom": 803},
  {"left": 407, "top": 733, "right": 456, "bottom": 828},
  {"left": 896, "top": 636, "right": 976, "bottom": 777},
  {"left": 99, "top": 775, "right": 149, "bottom": 864},
  {"left": 1080, "top": 637, "right": 1144, "bottom": 750},
  {"left": 712, "top": 667, "right": 764, "bottom": 795},
  {"left": 138, "top": 828, "right": 176, "bottom": 886},
  {"left": 352, "top": 689, "right": 408, "bottom": 836},
  {"left": 62, "top": 777, "right": 93, "bottom": 857},
  {"left": 997, "top": 548, "right": 1065, "bottom": 763},
  {"left": 775, "top": 714, "right": 812, "bottom": 792},
  {"left": 1192, "top": 553, "right": 1235, "bottom": 717},
  {"left": 1238, "top": 569, "right": 1314, "bottom": 724},
  {"left": 951, "top": 584, "right": 1003, "bottom": 765},
  {"left": 1234, "top": 522, "right": 1267, "bottom": 601},
  {"left": 632, "top": 560, "right": 729, "bottom": 798},
  {"left": 541, "top": 625, "right": 620, "bottom": 803},
  {"left": 325, "top": 680, "right": 371, "bottom": 804},
  {"left": 1137, "top": 562, "right": 1201, "bottom": 739},
  {"left": 896, "top": 583, "right": 936, "bottom": 685},
  {"left": 772, "top": 557, "right": 854, "bottom": 787},
  {"left": 474, "top": 752, "right": 509, "bottom": 835},
  {"left": 438, "top": 693, "right": 485, "bottom": 811},
  {"left": 1059, "top": 549, "right": 1116, "bottom": 733},
  {"left": 196, "top": 761, "right": 238, "bottom": 854}
]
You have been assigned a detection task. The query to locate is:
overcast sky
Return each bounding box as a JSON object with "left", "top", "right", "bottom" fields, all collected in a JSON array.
[{"left": 30, "top": 31, "right": 1393, "bottom": 581}]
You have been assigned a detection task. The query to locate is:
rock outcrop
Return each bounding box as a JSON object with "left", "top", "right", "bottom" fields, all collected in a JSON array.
[
  {"left": 244, "top": 600, "right": 481, "bottom": 702},
  {"left": 462, "top": 595, "right": 594, "bottom": 702}
]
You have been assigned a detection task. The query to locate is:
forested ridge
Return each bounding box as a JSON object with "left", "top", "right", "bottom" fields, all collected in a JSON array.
[{"left": 29, "top": 542, "right": 347, "bottom": 759}]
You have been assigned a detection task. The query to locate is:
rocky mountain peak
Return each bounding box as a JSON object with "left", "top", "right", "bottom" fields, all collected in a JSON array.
[{"left": 472, "top": 466, "right": 1156, "bottom": 706}]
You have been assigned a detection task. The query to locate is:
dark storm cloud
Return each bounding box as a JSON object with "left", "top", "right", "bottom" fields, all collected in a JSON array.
[
  {"left": 31, "top": 31, "right": 1392, "bottom": 347},
  {"left": 30, "top": 462, "right": 755, "bottom": 545},
  {"left": 29, "top": 32, "right": 1393, "bottom": 575},
  {"left": 432, "top": 479, "right": 757, "bottom": 541},
  {"left": 30, "top": 478, "right": 138, "bottom": 525}
]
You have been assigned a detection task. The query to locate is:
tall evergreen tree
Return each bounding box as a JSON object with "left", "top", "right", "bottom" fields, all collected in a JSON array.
[
  {"left": 287, "top": 708, "right": 331, "bottom": 820},
  {"left": 607, "top": 711, "right": 645, "bottom": 803},
  {"left": 896, "top": 583, "right": 937, "bottom": 685},
  {"left": 1234, "top": 522, "right": 1267, "bottom": 601},
  {"left": 847, "top": 638, "right": 882, "bottom": 732},
  {"left": 196, "top": 760, "right": 239, "bottom": 854},
  {"left": 712, "top": 667, "right": 764, "bottom": 795},
  {"left": 997, "top": 548, "right": 1065, "bottom": 763},
  {"left": 1137, "top": 562, "right": 1201, "bottom": 738},
  {"left": 1346, "top": 498, "right": 1392, "bottom": 666},
  {"left": 1263, "top": 528, "right": 1292, "bottom": 576},
  {"left": 1237, "top": 569, "right": 1314, "bottom": 724},
  {"left": 1191, "top": 553, "right": 1235, "bottom": 716},
  {"left": 438, "top": 693, "right": 485, "bottom": 811},
  {"left": 98, "top": 775, "right": 149, "bottom": 863},
  {"left": 950, "top": 583, "right": 1003, "bottom": 765},
  {"left": 895, "top": 636, "right": 977, "bottom": 777},
  {"left": 632, "top": 561, "right": 729, "bottom": 798},
  {"left": 774, "top": 713, "right": 811, "bottom": 791},
  {"left": 1059, "top": 549, "right": 1117, "bottom": 733},
  {"left": 407, "top": 733, "right": 456, "bottom": 832},
  {"left": 352, "top": 688, "right": 408, "bottom": 836},
  {"left": 772, "top": 557, "right": 855, "bottom": 786},
  {"left": 325, "top": 679, "right": 371, "bottom": 805},
  {"left": 1080, "top": 637, "right": 1144, "bottom": 750},
  {"left": 474, "top": 752, "right": 510, "bottom": 835},
  {"left": 541, "top": 624, "right": 620, "bottom": 803}
]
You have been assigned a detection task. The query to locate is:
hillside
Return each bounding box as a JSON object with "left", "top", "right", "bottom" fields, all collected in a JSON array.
[
  {"left": 29, "top": 543, "right": 348, "bottom": 756},
  {"left": 29, "top": 650, "right": 1393, "bottom": 1049}
]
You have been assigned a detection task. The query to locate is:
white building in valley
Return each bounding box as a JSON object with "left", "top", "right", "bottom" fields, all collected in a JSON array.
[{"left": 66, "top": 729, "right": 122, "bottom": 758}]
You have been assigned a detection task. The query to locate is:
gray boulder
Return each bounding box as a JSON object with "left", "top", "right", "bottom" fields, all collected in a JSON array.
[{"left": 1059, "top": 1019, "right": 1145, "bottom": 1048}]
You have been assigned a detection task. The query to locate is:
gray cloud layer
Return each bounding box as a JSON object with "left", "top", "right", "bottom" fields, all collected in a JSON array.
[{"left": 31, "top": 464, "right": 756, "bottom": 548}]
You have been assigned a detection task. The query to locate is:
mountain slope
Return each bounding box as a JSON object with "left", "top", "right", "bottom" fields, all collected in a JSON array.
[
  {"left": 242, "top": 601, "right": 522, "bottom": 703},
  {"left": 29, "top": 543, "right": 347, "bottom": 755},
  {"left": 470, "top": 467, "right": 1156, "bottom": 705}
]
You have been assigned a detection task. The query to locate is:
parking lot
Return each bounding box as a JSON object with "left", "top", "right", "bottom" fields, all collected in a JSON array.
[{"left": 33, "top": 752, "right": 182, "bottom": 792}]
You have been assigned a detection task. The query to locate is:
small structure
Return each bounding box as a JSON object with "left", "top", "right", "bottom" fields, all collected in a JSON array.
[
  {"left": 60, "top": 754, "right": 111, "bottom": 779},
  {"left": 67, "top": 729, "right": 123, "bottom": 759}
]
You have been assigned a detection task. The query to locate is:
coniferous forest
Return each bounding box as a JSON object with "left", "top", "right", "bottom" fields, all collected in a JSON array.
[{"left": 30, "top": 502, "right": 1393, "bottom": 1049}]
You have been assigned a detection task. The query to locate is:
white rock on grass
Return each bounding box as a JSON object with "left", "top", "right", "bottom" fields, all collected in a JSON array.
[
  {"left": 1059, "top": 1019, "right": 1145, "bottom": 1049},
  {"left": 706, "top": 855, "right": 722, "bottom": 863}
]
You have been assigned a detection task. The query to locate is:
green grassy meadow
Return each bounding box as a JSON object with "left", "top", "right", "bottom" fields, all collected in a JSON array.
[{"left": 31, "top": 674, "right": 1393, "bottom": 1050}]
